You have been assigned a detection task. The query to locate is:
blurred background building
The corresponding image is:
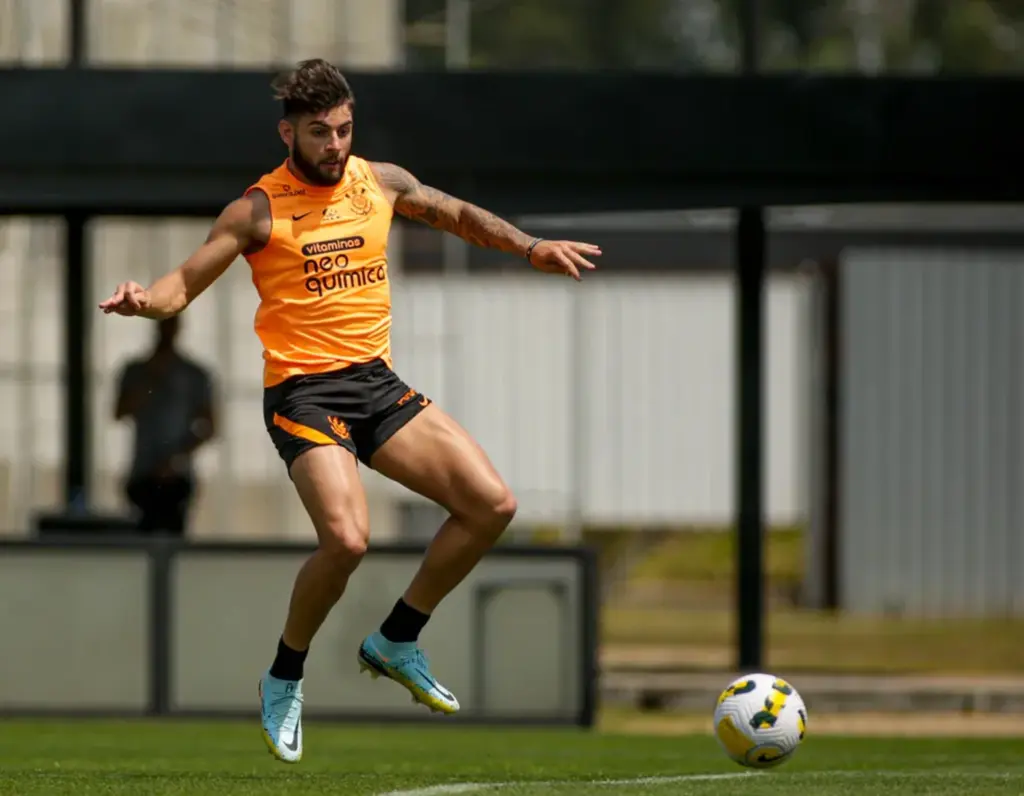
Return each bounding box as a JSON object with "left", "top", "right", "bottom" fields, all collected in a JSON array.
[{"left": 1, "top": 0, "right": 1023, "bottom": 702}]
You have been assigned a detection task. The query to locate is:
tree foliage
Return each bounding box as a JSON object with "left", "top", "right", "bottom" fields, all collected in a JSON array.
[{"left": 404, "top": 0, "right": 1024, "bottom": 73}]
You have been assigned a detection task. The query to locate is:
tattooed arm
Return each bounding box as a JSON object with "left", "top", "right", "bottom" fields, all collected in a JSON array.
[
  {"left": 369, "top": 161, "right": 601, "bottom": 280},
  {"left": 370, "top": 161, "right": 534, "bottom": 255}
]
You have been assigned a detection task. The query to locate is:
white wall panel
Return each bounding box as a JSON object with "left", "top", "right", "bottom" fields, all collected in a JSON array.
[
  {"left": 814, "top": 248, "right": 1024, "bottom": 617},
  {"left": 383, "top": 275, "right": 809, "bottom": 528},
  {"left": 0, "top": 231, "right": 812, "bottom": 536}
]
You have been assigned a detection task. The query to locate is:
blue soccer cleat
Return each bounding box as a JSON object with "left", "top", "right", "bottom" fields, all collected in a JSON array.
[
  {"left": 357, "top": 632, "right": 460, "bottom": 715},
  {"left": 258, "top": 669, "right": 304, "bottom": 763}
]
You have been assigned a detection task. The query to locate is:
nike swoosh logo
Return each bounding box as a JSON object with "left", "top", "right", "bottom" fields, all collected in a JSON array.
[
  {"left": 416, "top": 668, "right": 454, "bottom": 700},
  {"left": 284, "top": 726, "right": 300, "bottom": 751},
  {"left": 292, "top": 211, "right": 312, "bottom": 221}
]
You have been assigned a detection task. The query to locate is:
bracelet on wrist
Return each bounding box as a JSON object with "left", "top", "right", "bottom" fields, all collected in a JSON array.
[{"left": 525, "top": 237, "right": 544, "bottom": 264}]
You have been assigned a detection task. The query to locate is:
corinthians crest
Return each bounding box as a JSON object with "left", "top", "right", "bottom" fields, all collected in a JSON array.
[{"left": 343, "top": 183, "right": 374, "bottom": 216}]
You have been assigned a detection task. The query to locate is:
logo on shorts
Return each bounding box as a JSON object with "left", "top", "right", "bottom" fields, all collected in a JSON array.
[
  {"left": 396, "top": 389, "right": 417, "bottom": 407},
  {"left": 327, "top": 416, "right": 350, "bottom": 440},
  {"left": 396, "top": 389, "right": 430, "bottom": 409}
]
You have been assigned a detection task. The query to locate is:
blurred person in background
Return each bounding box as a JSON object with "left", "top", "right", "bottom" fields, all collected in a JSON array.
[{"left": 113, "top": 315, "right": 217, "bottom": 536}]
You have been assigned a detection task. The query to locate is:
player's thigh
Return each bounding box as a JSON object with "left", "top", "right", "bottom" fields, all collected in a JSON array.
[
  {"left": 264, "top": 374, "right": 369, "bottom": 553},
  {"left": 290, "top": 445, "right": 370, "bottom": 556},
  {"left": 368, "top": 404, "right": 516, "bottom": 523}
]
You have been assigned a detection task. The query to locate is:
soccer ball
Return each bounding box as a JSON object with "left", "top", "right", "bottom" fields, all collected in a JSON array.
[{"left": 713, "top": 673, "right": 807, "bottom": 769}]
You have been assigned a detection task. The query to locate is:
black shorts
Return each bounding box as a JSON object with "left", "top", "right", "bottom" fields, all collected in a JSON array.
[{"left": 263, "top": 359, "right": 430, "bottom": 470}]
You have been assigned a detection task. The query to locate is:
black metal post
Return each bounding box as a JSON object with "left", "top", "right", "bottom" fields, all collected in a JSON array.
[
  {"left": 822, "top": 261, "right": 841, "bottom": 610},
  {"left": 69, "top": 0, "right": 86, "bottom": 67},
  {"left": 149, "top": 543, "right": 173, "bottom": 715},
  {"left": 735, "top": 207, "right": 766, "bottom": 671},
  {"left": 64, "top": 1, "right": 89, "bottom": 510},
  {"left": 735, "top": 0, "right": 765, "bottom": 671},
  {"left": 64, "top": 212, "right": 89, "bottom": 510},
  {"left": 739, "top": 0, "right": 758, "bottom": 75}
]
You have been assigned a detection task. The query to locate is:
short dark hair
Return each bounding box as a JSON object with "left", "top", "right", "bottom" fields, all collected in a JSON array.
[{"left": 271, "top": 58, "right": 355, "bottom": 119}]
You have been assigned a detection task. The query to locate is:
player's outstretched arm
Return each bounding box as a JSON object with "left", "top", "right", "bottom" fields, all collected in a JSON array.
[
  {"left": 370, "top": 161, "right": 601, "bottom": 281},
  {"left": 99, "top": 194, "right": 264, "bottom": 318}
]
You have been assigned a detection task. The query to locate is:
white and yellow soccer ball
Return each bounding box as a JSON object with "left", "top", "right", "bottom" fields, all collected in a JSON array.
[{"left": 713, "top": 673, "right": 808, "bottom": 769}]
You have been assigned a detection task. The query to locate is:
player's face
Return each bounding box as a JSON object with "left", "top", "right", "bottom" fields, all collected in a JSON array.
[{"left": 284, "top": 103, "right": 353, "bottom": 186}]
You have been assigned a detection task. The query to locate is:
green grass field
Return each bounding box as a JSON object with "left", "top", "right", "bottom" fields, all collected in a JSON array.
[{"left": 0, "top": 719, "right": 1021, "bottom": 795}]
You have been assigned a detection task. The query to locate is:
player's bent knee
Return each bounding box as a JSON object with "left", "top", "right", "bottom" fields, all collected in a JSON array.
[
  {"left": 462, "top": 482, "right": 517, "bottom": 540},
  {"left": 492, "top": 488, "right": 518, "bottom": 527},
  {"left": 317, "top": 518, "right": 369, "bottom": 567},
  {"left": 320, "top": 532, "right": 368, "bottom": 566}
]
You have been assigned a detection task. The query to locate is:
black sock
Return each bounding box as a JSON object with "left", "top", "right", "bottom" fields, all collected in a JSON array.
[
  {"left": 379, "top": 598, "right": 430, "bottom": 643},
  {"left": 269, "top": 637, "right": 308, "bottom": 681}
]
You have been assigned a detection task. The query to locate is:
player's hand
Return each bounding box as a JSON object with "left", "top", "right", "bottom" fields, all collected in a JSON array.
[
  {"left": 99, "top": 281, "right": 151, "bottom": 316},
  {"left": 528, "top": 239, "right": 601, "bottom": 281}
]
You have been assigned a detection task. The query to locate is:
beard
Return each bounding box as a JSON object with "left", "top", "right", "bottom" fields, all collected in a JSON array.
[{"left": 291, "top": 144, "right": 346, "bottom": 187}]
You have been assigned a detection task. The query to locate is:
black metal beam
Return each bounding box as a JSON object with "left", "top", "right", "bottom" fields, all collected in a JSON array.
[
  {"left": 735, "top": 0, "right": 765, "bottom": 672},
  {"left": 1, "top": 69, "right": 1022, "bottom": 214},
  {"left": 3, "top": 173, "right": 1021, "bottom": 218}
]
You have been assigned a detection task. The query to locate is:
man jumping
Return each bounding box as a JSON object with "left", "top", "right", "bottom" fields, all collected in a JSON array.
[{"left": 99, "top": 58, "right": 600, "bottom": 764}]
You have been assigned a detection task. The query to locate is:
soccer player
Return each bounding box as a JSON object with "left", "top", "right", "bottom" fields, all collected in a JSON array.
[{"left": 99, "top": 59, "right": 600, "bottom": 764}]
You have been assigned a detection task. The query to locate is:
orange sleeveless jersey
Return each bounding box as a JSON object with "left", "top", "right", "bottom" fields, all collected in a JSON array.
[{"left": 243, "top": 156, "right": 394, "bottom": 388}]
